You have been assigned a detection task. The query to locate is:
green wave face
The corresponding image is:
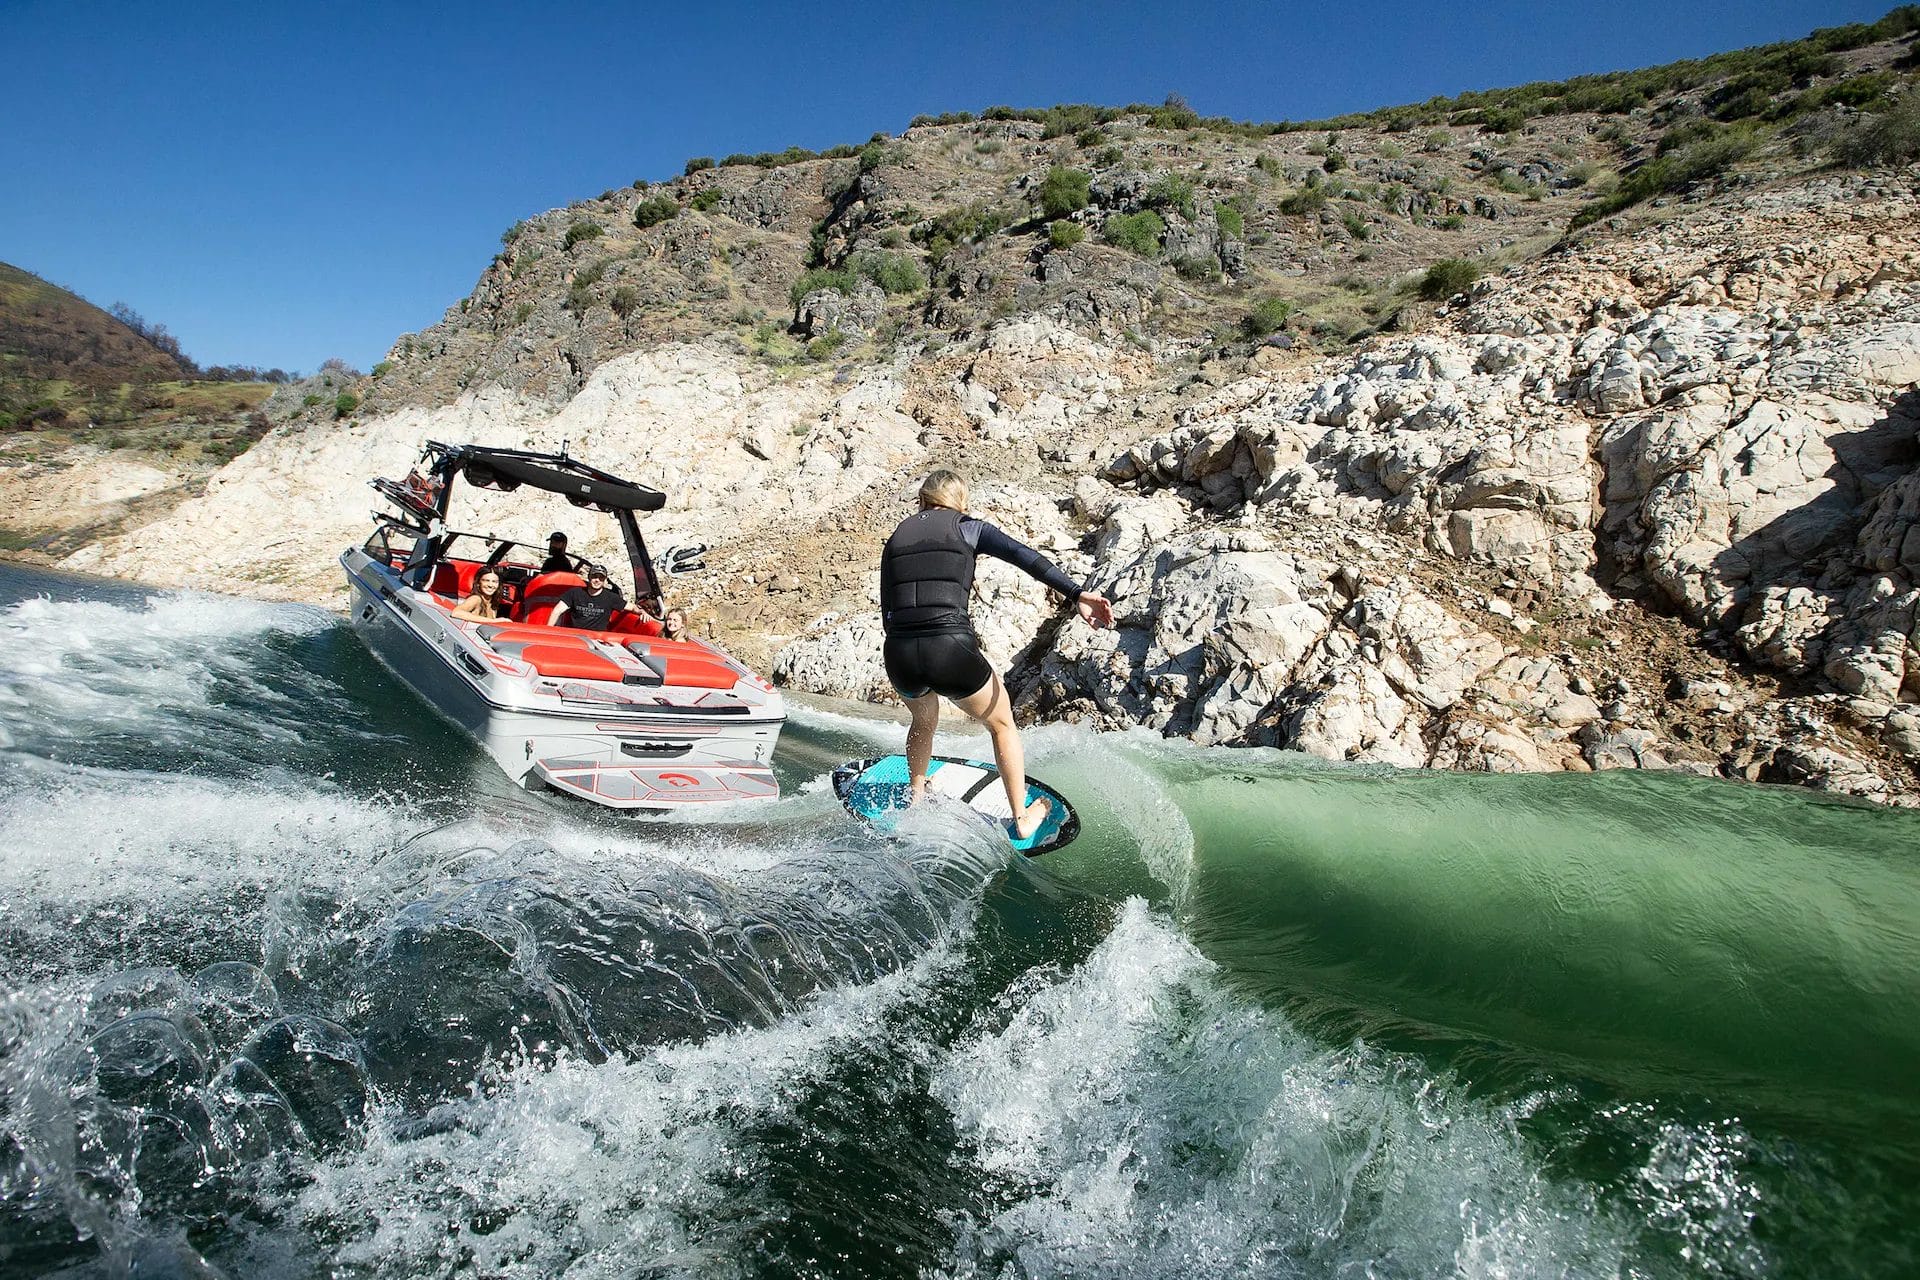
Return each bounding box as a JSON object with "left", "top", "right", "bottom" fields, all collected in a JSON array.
[{"left": 1118, "top": 747, "right": 1920, "bottom": 1132}]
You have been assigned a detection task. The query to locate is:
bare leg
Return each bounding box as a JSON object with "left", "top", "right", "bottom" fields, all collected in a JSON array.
[
  {"left": 904, "top": 692, "right": 940, "bottom": 804},
  {"left": 950, "top": 673, "right": 1049, "bottom": 839}
]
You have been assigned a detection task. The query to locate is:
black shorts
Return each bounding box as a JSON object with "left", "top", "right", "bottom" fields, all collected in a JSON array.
[{"left": 884, "top": 630, "right": 994, "bottom": 701}]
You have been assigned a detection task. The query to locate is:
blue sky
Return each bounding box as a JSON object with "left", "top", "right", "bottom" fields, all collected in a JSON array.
[{"left": 0, "top": 0, "right": 1898, "bottom": 374}]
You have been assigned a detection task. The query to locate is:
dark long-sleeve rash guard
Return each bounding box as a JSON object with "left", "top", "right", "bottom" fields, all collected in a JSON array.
[{"left": 963, "top": 517, "right": 1082, "bottom": 599}]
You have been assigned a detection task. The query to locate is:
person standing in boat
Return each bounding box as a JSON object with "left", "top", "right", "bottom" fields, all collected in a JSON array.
[
  {"left": 540, "top": 531, "right": 574, "bottom": 573},
  {"left": 549, "top": 563, "right": 625, "bottom": 630},
  {"left": 880, "top": 469, "right": 1113, "bottom": 839}
]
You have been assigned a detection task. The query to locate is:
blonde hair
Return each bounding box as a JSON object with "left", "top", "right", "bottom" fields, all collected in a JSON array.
[{"left": 918, "top": 469, "right": 968, "bottom": 512}]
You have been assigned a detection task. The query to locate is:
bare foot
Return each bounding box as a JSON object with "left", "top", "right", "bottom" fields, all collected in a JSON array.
[
  {"left": 1011, "top": 796, "right": 1051, "bottom": 840},
  {"left": 908, "top": 779, "right": 928, "bottom": 806}
]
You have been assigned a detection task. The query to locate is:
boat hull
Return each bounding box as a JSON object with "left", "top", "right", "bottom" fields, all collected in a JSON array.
[{"left": 341, "top": 549, "right": 784, "bottom": 809}]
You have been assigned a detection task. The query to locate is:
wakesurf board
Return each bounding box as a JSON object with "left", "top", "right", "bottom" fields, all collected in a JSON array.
[{"left": 831, "top": 754, "right": 1080, "bottom": 856}]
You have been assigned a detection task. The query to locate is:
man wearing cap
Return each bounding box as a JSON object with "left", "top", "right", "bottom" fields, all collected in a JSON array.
[
  {"left": 549, "top": 564, "right": 626, "bottom": 630},
  {"left": 540, "top": 531, "right": 574, "bottom": 574}
]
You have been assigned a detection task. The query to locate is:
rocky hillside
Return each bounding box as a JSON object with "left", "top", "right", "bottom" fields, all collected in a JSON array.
[{"left": 48, "top": 12, "right": 1920, "bottom": 805}]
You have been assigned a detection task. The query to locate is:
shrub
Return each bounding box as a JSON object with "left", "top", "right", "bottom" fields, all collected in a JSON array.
[
  {"left": 1479, "top": 106, "right": 1526, "bottom": 134},
  {"left": 1075, "top": 127, "right": 1104, "bottom": 148},
  {"left": 302, "top": 394, "right": 323, "bottom": 408},
  {"left": 1255, "top": 153, "right": 1282, "bottom": 176},
  {"left": 1657, "top": 117, "right": 1722, "bottom": 156},
  {"left": 1101, "top": 209, "right": 1165, "bottom": 256},
  {"left": 370, "top": 361, "right": 394, "bottom": 378},
  {"left": 1241, "top": 296, "right": 1294, "bottom": 338},
  {"left": 610, "top": 286, "right": 639, "bottom": 317},
  {"left": 513, "top": 302, "right": 534, "bottom": 325},
  {"left": 1423, "top": 129, "right": 1450, "bottom": 152},
  {"left": 1379, "top": 141, "right": 1405, "bottom": 159},
  {"left": 858, "top": 140, "right": 905, "bottom": 172},
  {"left": 975, "top": 138, "right": 1004, "bottom": 154},
  {"left": 573, "top": 260, "right": 607, "bottom": 287},
  {"left": 333, "top": 392, "right": 359, "bottom": 419},
  {"left": 1216, "top": 203, "right": 1244, "bottom": 239},
  {"left": 808, "top": 331, "right": 849, "bottom": 359},
  {"left": 1096, "top": 145, "right": 1125, "bottom": 167},
  {"left": 1341, "top": 210, "right": 1370, "bottom": 240},
  {"left": 1039, "top": 166, "right": 1092, "bottom": 218},
  {"left": 690, "top": 187, "right": 722, "bottom": 212},
  {"left": 500, "top": 220, "right": 527, "bottom": 247},
  {"left": 1570, "top": 127, "right": 1758, "bottom": 228},
  {"left": 912, "top": 203, "right": 1012, "bottom": 263},
  {"left": 1833, "top": 95, "right": 1920, "bottom": 167},
  {"left": 633, "top": 195, "right": 679, "bottom": 229},
  {"left": 1439, "top": 213, "right": 1465, "bottom": 230},
  {"left": 1418, "top": 258, "right": 1482, "bottom": 300},
  {"left": 1144, "top": 173, "right": 1197, "bottom": 219},
  {"left": 1048, "top": 220, "right": 1086, "bottom": 249},
  {"left": 562, "top": 221, "right": 603, "bottom": 251},
  {"left": 1279, "top": 186, "right": 1329, "bottom": 216},
  {"left": 684, "top": 156, "right": 715, "bottom": 175},
  {"left": 1322, "top": 150, "right": 1347, "bottom": 173},
  {"left": 1172, "top": 253, "right": 1221, "bottom": 282},
  {"left": 850, "top": 250, "right": 924, "bottom": 294},
  {"left": 789, "top": 267, "right": 855, "bottom": 307}
]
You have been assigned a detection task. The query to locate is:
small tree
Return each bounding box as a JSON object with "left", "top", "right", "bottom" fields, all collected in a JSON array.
[
  {"left": 1418, "top": 258, "right": 1482, "bottom": 301},
  {"left": 1102, "top": 210, "right": 1165, "bottom": 256},
  {"left": 334, "top": 392, "right": 359, "bottom": 419},
  {"left": 562, "top": 221, "right": 603, "bottom": 251},
  {"left": 684, "top": 156, "right": 715, "bottom": 175},
  {"left": 1241, "top": 296, "right": 1294, "bottom": 338},
  {"left": 1039, "top": 166, "right": 1092, "bottom": 219},
  {"left": 633, "top": 196, "right": 679, "bottom": 229},
  {"left": 1048, "top": 220, "right": 1086, "bottom": 249}
]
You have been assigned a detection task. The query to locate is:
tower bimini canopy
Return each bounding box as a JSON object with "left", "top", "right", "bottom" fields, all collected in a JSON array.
[{"left": 438, "top": 443, "right": 666, "bottom": 513}]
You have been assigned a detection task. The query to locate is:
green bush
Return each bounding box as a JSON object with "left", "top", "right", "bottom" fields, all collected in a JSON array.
[
  {"left": 1039, "top": 166, "right": 1092, "bottom": 218},
  {"left": 1379, "top": 141, "right": 1405, "bottom": 160},
  {"left": 1172, "top": 253, "right": 1221, "bottom": 282},
  {"left": 807, "top": 332, "right": 849, "bottom": 360},
  {"left": 1322, "top": 150, "right": 1347, "bottom": 173},
  {"left": 912, "top": 203, "right": 1012, "bottom": 263},
  {"left": 1479, "top": 106, "right": 1526, "bottom": 134},
  {"left": 690, "top": 187, "right": 723, "bottom": 212},
  {"left": 1075, "top": 127, "right": 1104, "bottom": 148},
  {"left": 633, "top": 195, "right": 679, "bottom": 229},
  {"left": 1341, "top": 210, "right": 1370, "bottom": 240},
  {"left": 1215, "top": 203, "right": 1244, "bottom": 239},
  {"left": 1279, "top": 186, "right": 1329, "bottom": 216},
  {"left": 858, "top": 140, "right": 906, "bottom": 172},
  {"left": 1096, "top": 146, "right": 1125, "bottom": 167},
  {"left": 333, "top": 392, "right": 359, "bottom": 419},
  {"left": 1255, "top": 153, "right": 1282, "bottom": 176},
  {"left": 1241, "top": 296, "right": 1294, "bottom": 338},
  {"left": 610, "top": 286, "right": 639, "bottom": 318},
  {"left": 500, "top": 220, "right": 527, "bottom": 247},
  {"left": 562, "top": 221, "right": 603, "bottom": 251},
  {"left": 1833, "top": 95, "right": 1920, "bottom": 167},
  {"left": 573, "top": 260, "right": 607, "bottom": 287},
  {"left": 1423, "top": 129, "right": 1450, "bottom": 152},
  {"left": 1418, "top": 258, "right": 1482, "bottom": 300},
  {"left": 1144, "top": 173, "right": 1197, "bottom": 219},
  {"left": 1101, "top": 209, "right": 1165, "bottom": 256},
  {"left": 370, "top": 361, "right": 394, "bottom": 378},
  {"left": 302, "top": 394, "right": 323, "bottom": 409},
  {"left": 1048, "top": 220, "right": 1086, "bottom": 249},
  {"left": 513, "top": 301, "right": 534, "bottom": 325},
  {"left": 1439, "top": 213, "right": 1465, "bottom": 230},
  {"left": 684, "top": 156, "right": 715, "bottom": 175},
  {"left": 789, "top": 267, "right": 855, "bottom": 307},
  {"left": 1570, "top": 127, "right": 1758, "bottom": 228},
  {"left": 850, "top": 250, "right": 924, "bottom": 294}
]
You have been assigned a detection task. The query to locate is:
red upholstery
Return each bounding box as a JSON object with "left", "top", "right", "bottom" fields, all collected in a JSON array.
[
  {"left": 517, "top": 571, "right": 587, "bottom": 624},
  {"left": 515, "top": 644, "right": 625, "bottom": 682},
  {"left": 658, "top": 657, "right": 736, "bottom": 689},
  {"left": 607, "top": 610, "right": 664, "bottom": 637}
]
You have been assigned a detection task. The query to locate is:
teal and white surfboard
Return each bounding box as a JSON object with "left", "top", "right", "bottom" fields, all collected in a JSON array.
[{"left": 831, "top": 754, "right": 1080, "bottom": 856}]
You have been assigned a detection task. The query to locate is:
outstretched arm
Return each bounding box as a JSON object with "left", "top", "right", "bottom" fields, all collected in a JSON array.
[{"left": 971, "top": 520, "right": 1114, "bottom": 629}]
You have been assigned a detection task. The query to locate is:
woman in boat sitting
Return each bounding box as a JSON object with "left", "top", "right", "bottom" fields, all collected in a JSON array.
[
  {"left": 879, "top": 468, "right": 1113, "bottom": 839},
  {"left": 663, "top": 607, "right": 690, "bottom": 641},
  {"left": 452, "top": 569, "right": 504, "bottom": 620}
]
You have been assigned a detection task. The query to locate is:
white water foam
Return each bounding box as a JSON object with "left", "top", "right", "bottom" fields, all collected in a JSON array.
[
  {"left": 930, "top": 899, "right": 1645, "bottom": 1279},
  {"left": 288, "top": 944, "right": 962, "bottom": 1279},
  {"left": 0, "top": 589, "right": 347, "bottom": 764}
]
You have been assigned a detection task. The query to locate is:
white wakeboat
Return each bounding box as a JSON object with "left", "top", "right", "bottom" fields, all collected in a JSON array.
[{"left": 340, "top": 441, "right": 785, "bottom": 809}]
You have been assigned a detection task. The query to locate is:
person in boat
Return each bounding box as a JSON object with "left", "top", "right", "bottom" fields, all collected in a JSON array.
[
  {"left": 880, "top": 468, "right": 1114, "bottom": 839},
  {"left": 663, "top": 607, "right": 690, "bottom": 641},
  {"left": 549, "top": 563, "right": 626, "bottom": 630},
  {"left": 452, "top": 568, "right": 504, "bottom": 620},
  {"left": 540, "top": 531, "right": 574, "bottom": 574}
]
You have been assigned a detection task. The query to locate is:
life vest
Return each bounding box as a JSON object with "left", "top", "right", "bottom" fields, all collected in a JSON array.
[{"left": 880, "top": 508, "right": 974, "bottom": 635}]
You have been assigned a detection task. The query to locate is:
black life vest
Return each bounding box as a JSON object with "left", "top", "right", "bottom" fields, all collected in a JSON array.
[{"left": 880, "top": 508, "right": 974, "bottom": 635}]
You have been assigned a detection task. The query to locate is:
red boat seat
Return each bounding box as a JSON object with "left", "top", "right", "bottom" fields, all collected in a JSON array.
[
  {"left": 514, "top": 644, "right": 625, "bottom": 683},
  {"left": 516, "top": 571, "right": 586, "bottom": 624}
]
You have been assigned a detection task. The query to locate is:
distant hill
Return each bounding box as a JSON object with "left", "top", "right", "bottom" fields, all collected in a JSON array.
[{"left": 0, "top": 261, "right": 187, "bottom": 390}]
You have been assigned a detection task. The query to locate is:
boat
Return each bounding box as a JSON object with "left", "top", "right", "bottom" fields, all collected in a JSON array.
[{"left": 339, "top": 441, "right": 785, "bottom": 809}]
